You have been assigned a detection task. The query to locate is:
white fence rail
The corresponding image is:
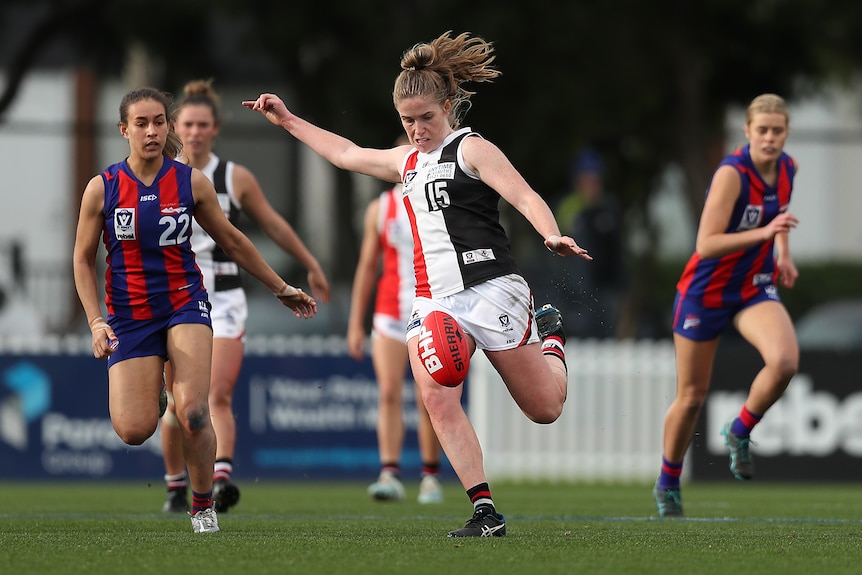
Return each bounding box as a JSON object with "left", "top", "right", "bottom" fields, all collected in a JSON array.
[
  {"left": 469, "top": 340, "right": 678, "bottom": 483},
  {"left": 0, "top": 335, "right": 680, "bottom": 483}
]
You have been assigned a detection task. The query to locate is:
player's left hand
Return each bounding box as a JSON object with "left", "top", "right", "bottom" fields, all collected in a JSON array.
[
  {"left": 242, "top": 93, "right": 290, "bottom": 128},
  {"left": 776, "top": 254, "right": 798, "bottom": 288},
  {"left": 545, "top": 234, "right": 593, "bottom": 260},
  {"left": 274, "top": 283, "right": 317, "bottom": 318}
]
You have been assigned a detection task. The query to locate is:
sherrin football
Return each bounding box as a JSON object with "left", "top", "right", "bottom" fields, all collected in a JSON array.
[{"left": 417, "top": 310, "right": 470, "bottom": 387}]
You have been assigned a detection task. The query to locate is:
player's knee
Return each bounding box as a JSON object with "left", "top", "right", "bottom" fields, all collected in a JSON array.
[
  {"left": 185, "top": 408, "right": 209, "bottom": 432},
  {"left": 673, "top": 388, "right": 707, "bottom": 417},
  {"left": 526, "top": 402, "right": 564, "bottom": 425},
  {"left": 113, "top": 419, "right": 157, "bottom": 446},
  {"left": 208, "top": 389, "right": 232, "bottom": 412},
  {"left": 378, "top": 387, "right": 402, "bottom": 407},
  {"left": 771, "top": 354, "right": 799, "bottom": 383},
  {"left": 177, "top": 400, "right": 210, "bottom": 434}
]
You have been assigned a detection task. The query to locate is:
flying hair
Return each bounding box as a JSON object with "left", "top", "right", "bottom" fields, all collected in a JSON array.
[{"left": 393, "top": 31, "right": 501, "bottom": 129}]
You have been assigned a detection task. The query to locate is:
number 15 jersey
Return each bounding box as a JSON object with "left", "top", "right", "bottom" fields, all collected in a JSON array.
[
  {"left": 101, "top": 158, "right": 207, "bottom": 320},
  {"left": 401, "top": 128, "right": 519, "bottom": 299}
]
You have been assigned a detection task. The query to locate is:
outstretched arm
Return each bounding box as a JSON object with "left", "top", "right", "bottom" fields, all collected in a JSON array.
[
  {"left": 233, "top": 164, "right": 331, "bottom": 302},
  {"left": 192, "top": 170, "right": 316, "bottom": 318},
  {"left": 461, "top": 135, "right": 592, "bottom": 260},
  {"left": 242, "top": 93, "right": 409, "bottom": 183}
]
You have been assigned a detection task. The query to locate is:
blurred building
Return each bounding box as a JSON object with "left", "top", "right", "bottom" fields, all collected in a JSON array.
[{"left": 2, "top": 71, "right": 862, "bottom": 337}]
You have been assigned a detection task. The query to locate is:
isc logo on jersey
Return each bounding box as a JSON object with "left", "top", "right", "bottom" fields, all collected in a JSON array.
[{"left": 417, "top": 310, "right": 470, "bottom": 387}]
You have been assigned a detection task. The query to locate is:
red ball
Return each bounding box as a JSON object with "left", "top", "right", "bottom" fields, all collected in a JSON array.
[{"left": 417, "top": 310, "right": 470, "bottom": 387}]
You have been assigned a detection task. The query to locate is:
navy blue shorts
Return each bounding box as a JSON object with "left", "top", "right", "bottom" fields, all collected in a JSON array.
[
  {"left": 671, "top": 285, "right": 780, "bottom": 341},
  {"left": 106, "top": 300, "right": 212, "bottom": 367}
]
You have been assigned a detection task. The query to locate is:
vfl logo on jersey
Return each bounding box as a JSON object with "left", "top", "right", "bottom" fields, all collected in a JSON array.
[
  {"left": 737, "top": 205, "right": 763, "bottom": 231},
  {"left": 498, "top": 314, "right": 512, "bottom": 333},
  {"left": 765, "top": 285, "right": 779, "bottom": 300},
  {"left": 114, "top": 208, "right": 136, "bottom": 240},
  {"left": 402, "top": 171, "right": 417, "bottom": 197},
  {"left": 462, "top": 248, "right": 496, "bottom": 265}
]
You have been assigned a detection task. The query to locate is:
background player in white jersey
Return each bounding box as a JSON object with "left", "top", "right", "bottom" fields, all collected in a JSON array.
[
  {"left": 347, "top": 135, "right": 444, "bottom": 504},
  {"left": 244, "top": 31, "right": 591, "bottom": 537},
  {"left": 161, "top": 79, "right": 331, "bottom": 514}
]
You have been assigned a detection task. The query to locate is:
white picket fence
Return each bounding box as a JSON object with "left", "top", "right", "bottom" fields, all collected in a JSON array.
[
  {"left": 469, "top": 340, "right": 678, "bottom": 483},
  {"left": 0, "top": 334, "right": 679, "bottom": 483}
]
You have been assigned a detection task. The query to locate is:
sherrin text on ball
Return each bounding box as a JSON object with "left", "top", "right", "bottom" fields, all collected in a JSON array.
[{"left": 418, "top": 310, "right": 470, "bottom": 387}]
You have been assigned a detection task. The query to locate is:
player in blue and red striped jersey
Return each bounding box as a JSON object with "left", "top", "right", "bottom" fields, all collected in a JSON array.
[
  {"left": 654, "top": 94, "right": 800, "bottom": 518},
  {"left": 73, "top": 87, "right": 316, "bottom": 533}
]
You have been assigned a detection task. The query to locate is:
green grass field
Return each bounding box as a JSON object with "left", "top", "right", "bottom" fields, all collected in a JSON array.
[{"left": 1, "top": 480, "right": 861, "bottom": 575}]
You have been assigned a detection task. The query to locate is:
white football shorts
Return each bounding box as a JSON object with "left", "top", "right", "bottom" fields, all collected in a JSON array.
[
  {"left": 406, "top": 273, "right": 539, "bottom": 351},
  {"left": 372, "top": 312, "right": 409, "bottom": 343},
  {"left": 209, "top": 287, "right": 248, "bottom": 341}
]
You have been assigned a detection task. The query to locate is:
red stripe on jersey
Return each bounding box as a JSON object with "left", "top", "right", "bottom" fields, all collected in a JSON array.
[
  {"left": 739, "top": 242, "right": 772, "bottom": 300},
  {"left": 376, "top": 190, "right": 402, "bottom": 317},
  {"left": 778, "top": 159, "right": 793, "bottom": 206},
  {"left": 702, "top": 250, "right": 745, "bottom": 308},
  {"left": 159, "top": 166, "right": 193, "bottom": 311},
  {"left": 117, "top": 171, "right": 152, "bottom": 320},
  {"left": 675, "top": 255, "right": 700, "bottom": 299},
  {"left": 402, "top": 152, "right": 430, "bottom": 298}
]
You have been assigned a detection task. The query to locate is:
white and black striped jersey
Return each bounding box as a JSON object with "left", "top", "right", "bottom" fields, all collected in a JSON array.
[
  {"left": 401, "top": 128, "right": 519, "bottom": 299},
  {"left": 191, "top": 154, "right": 243, "bottom": 292}
]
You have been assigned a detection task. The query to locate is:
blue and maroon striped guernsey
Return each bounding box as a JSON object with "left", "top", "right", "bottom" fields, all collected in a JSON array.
[
  {"left": 676, "top": 144, "right": 796, "bottom": 309},
  {"left": 101, "top": 158, "right": 206, "bottom": 320}
]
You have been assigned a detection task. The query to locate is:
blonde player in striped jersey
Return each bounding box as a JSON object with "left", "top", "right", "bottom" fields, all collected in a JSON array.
[{"left": 245, "top": 31, "right": 591, "bottom": 537}]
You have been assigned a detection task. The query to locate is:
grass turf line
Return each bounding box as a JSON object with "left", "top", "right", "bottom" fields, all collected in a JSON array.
[{"left": 0, "top": 481, "right": 861, "bottom": 575}]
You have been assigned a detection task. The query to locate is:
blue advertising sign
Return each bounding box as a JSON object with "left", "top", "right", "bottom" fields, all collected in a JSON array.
[
  {"left": 233, "top": 354, "right": 442, "bottom": 480},
  {"left": 0, "top": 356, "right": 163, "bottom": 479},
  {"left": 0, "top": 352, "right": 456, "bottom": 481}
]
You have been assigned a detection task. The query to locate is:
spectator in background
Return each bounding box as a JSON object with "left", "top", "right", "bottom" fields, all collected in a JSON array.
[
  {"left": 347, "top": 135, "right": 444, "bottom": 504},
  {"left": 160, "top": 79, "right": 331, "bottom": 515},
  {"left": 554, "top": 149, "right": 625, "bottom": 338}
]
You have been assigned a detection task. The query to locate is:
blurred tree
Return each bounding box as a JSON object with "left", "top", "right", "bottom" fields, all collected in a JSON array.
[{"left": 4, "top": 0, "right": 862, "bottom": 334}]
